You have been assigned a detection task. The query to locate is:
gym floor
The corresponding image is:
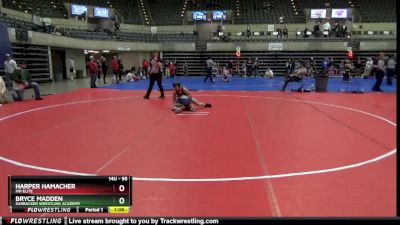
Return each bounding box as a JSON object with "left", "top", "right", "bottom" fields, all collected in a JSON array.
[{"left": 0, "top": 76, "right": 396, "bottom": 217}]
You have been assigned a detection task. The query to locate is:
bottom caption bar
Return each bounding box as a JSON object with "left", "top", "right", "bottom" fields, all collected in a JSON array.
[
  {"left": 2, "top": 217, "right": 399, "bottom": 225},
  {"left": 0, "top": 217, "right": 221, "bottom": 225}
]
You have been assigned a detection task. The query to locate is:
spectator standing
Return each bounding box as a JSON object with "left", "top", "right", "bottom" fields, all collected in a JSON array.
[
  {"left": 215, "top": 62, "right": 221, "bottom": 77},
  {"left": 246, "top": 58, "right": 253, "bottom": 76},
  {"left": 283, "top": 26, "right": 288, "bottom": 38},
  {"left": 242, "top": 61, "right": 247, "bottom": 77},
  {"left": 277, "top": 27, "right": 283, "bottom": 38},
  {"left": 386, "top": 56, "right": 396, "bottom": 85},
  {"left": 247, "top": 24, "right": 251, "bottom": 38},
  {"left": 253, "top": 58, "right": 260, "bottom": 77},
  {"left": 322, "top": 21, "right": 331, "bottom": 37},
  {"left": 183, "top": 62, "right": 189, "bottom": 77},
  {"left": 354, "top": 57, "right": 363, "bottom": 77},
  {"left": 168, "top": 62, "right": 176, "bottom": 78},
  {"left": 341, "top": 23, "right": 348, "bottom": 37},
  {"left": 321, "top": 57, "right": 330, "bottom": 75},
  {"left": 227, "top": 60, "right": 234, "bottom": 75},
  {"left": 88, "top": 56, "right": 98, "bottom": 88},
  {"left": 138, "top": 67, "right": 146, "bottom": 79},
  {"left": 235, "top": 60, "right": 241, "bottom": 76},
  {"left": 3, "top": 53, "right": 18, "bottom": 90},
  {"left": 372, "top": 52, "right": 386, "bottom": 92},
  {"left": 165, "top": 61, "right": 170, "bottom": 78},
  {"left": 309, "top": 57, "right": 316, "bottom": 75},
  {"left": 111, "top": 56, "right": 119, "bottom": 83},
  {"left": 96, "top": 58, "right": 102, "bottom": 82},
  {"left": 343, "top": 59, "right": 354, "bottom": 79},
  {"left": 334, "top": 21, "right": 339, "bottom": 37},
  {"left": 114, "top": 20, "right": 120, "bottom": 32},
  {"left": 364, "top": 57, "right": 373, "bottom": 78},
  {"left": 100, "top": 54, "right": 108, "bottom": 84},
  {"left": 285, "top": 59, "right": 291, "bottom": 77},
  {"left": 118, "top": 57, "right": 124, "bottom": 82},
  {"left": 173, "top": 59, "right": 178, "bottom": 75},
  {"left": 142, "top": 59, "right": 150, "bottom": 76},
  {"left": 329, "top": 57, "right": 335, "bottom": 75},
  {"left": 314, "top": 22, "right": 320, "bottom": 38},
  {"left": 289, "top": 58, "right": 296, "bottom": 74},
  {"left": 68, "top": 57, "right": 76, "bottom": 80},
  {"left": 303, "top": 27, "right": 310, "bottom": 38}
]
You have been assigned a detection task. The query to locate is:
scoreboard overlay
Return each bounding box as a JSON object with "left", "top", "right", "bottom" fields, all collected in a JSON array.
[{"left": 8, "top": 176, "right": 132, "bottom": 213}]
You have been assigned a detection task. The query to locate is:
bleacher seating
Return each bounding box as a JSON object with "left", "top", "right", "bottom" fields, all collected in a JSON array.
[
  {"left": 116, "top": 31, "right": 197, "bottom": 43},
  {"left": 59, "top": 27, "right": 114, "bottom": 40},
  {"left": 147, "top": 0, "right": 184, "bottom": 26},
  {"left": 0, "top": 15, "right": 45, "bottom": 32},
  {"left": 1, "top": 0, "right": 397, "bottom": 25},
  {"left": 2, "top": 0, "right": 67, "bottom": 18},
  {"left": 116, "top": 0, "right": 143, "bottom": 25},
  {"left": 66, "top": 0, "right": 110, "bottom": 7},
  {"left": 357, "top": 0, "right": 396, "bottom": 22},
  {"left": 298, "top": 0, "right": 350, "bottom": 9},
  {"left": 187, "top": 0, "right": 235, "bottom": 11},
  {"left": 0, "top": 43, "right": 52, "bottom": 82},
  {"left": 241, "top": 0, "right": 306, "bottom": 24}
]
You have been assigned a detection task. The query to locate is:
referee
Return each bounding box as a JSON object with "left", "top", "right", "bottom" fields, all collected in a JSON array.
[
  {"left": 144, "top": 52, "right": 165, "bottom": 99},
  {"left": 204, "top": 57, "right": 215, "bottom": 83}
]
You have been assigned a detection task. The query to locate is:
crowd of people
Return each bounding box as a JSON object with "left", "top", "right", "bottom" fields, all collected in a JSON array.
[
  {"left": 301, "top": 21, "right": 349, "bottom": 38},
  {"left": 204, "top": 58, "right": 274, "bottom": 79},
  {"left": 80, "top": 53, "right": 396, "bottom": 93},
  {"left": 1, "top": 51, "right": 396, "bottom": 107}
]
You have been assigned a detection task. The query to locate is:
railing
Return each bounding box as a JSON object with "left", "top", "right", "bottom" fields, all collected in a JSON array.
[{"left": 208, "top": 29, "right": 397, "bottom": 41}]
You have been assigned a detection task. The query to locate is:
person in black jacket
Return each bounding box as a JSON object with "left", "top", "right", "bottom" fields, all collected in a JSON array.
[
  {"left": 283, "top": 26, "right": 288, "bottom": 38},
  {"left": 118, "top": 57, "right": 124, "bottom": 81},
  {"left": 246, "top": 58, "right": 253, "bottom": 76},
  {"left": 314, "top": 22, "right": 320, "bottom": 38}
]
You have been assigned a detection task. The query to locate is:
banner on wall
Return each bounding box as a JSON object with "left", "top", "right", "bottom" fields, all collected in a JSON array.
[
  {"left": 268, "top": 43, "right": 283, "bottom": 51},
  {"left": 42, "top": 18, "right": 52, "bottom": 25}
]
